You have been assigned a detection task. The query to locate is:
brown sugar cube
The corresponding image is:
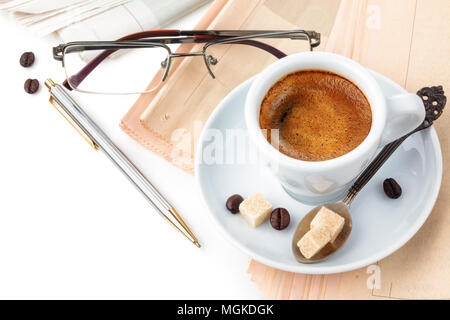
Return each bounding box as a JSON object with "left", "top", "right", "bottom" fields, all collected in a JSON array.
[
  {"left": 297, "top": 226, "right": 331, "bottom": 259},
  {"left": 239, "top": 193, "right": 273, "bottom": 227},
  {"left": 310, "top": 206, "right": 345, "bottom": 242}
]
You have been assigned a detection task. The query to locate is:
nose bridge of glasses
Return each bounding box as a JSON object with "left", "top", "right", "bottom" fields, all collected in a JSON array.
[{"left": 167, "top": 51, "right": 216, "bottom": 79}]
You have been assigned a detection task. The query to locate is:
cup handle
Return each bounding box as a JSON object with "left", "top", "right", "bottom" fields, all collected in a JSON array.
[{"left": 380, "top": 93, "right": 425, "bottom": 145}]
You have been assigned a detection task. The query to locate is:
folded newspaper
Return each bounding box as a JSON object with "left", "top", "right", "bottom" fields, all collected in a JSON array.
[{"left": 0, "top": 0, "right": 210, "bottom": 40}]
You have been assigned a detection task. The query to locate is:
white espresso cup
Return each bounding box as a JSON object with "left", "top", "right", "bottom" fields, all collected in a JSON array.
[{"left": 245, "top": 52, "right": 425, "bottom": 204}]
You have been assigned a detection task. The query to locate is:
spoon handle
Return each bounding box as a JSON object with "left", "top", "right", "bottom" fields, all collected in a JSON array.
[
  {"left": 343, "top": 135, "right": 408, "bottom": 205},
  {"left": 343, "top": 86, "right": 446, "bottom": 205}
]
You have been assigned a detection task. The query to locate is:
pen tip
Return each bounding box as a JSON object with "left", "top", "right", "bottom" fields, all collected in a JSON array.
[{"left": 194, "top": 241, "right": 201, "bottom": 248}]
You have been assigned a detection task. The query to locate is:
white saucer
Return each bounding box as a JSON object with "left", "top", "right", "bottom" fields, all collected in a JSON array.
[{"left": 195, "top": 70, "right": 442, "bottom": 274}]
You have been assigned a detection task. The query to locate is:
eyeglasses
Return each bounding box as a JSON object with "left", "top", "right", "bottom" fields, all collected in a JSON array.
[{"left": 53, "top": 29, "right": 320, "bottom": 95}]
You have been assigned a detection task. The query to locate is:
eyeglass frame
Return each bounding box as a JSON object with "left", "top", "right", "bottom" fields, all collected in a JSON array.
[{"left": 53, "top": 29, "right": 321, "bottom": 94}]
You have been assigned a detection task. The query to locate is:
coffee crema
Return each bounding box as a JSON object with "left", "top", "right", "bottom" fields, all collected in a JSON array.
[{"left": 259, "top": 70, "right": 372, "bottom": 161}]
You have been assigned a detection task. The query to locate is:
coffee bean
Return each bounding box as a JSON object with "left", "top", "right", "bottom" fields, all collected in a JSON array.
[
  {"left": 20, "top": 52, "right": 35, "bottom": 67},
  {"left": 226, "top": 194, "right": 244, "bottom": 213},
  {"left": 383, "top": 178, "right": 402, "bottom": 199},
  {"left": 24, "top": 79, "right": 39, "bottom": 94},
  {"left": 270, "top": 208, "right": 290, "bottom": 230}
]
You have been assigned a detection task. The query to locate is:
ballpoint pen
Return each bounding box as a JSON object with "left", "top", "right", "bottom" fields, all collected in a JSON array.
[{"left": 44, "top": 78, "right": 200, "bottom": 248}]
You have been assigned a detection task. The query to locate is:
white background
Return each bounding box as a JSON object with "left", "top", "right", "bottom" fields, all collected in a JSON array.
[{"left": 0, "top": 4, "right": 263, "bottom": 299}]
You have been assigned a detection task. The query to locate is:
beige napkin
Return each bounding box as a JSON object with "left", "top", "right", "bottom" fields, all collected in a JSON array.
[{"left": 121, "top": 0, "right": 450, "bottom": 299}]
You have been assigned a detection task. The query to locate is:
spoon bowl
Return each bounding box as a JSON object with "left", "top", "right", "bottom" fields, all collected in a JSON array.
[{"left": 292, "top": 202, "right": 353, "bottom": 263}]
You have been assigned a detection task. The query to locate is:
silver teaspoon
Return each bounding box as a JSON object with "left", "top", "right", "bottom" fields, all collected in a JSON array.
[{"left": 292, "top": 86, "right": 446, "bottom": 263}]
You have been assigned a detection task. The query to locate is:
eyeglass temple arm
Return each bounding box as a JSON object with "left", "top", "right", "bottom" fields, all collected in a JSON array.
[
  {"left": 232, "top": 39, "right": 286, "bottom": 58},
  {"left": 62, "top": 30, "right": 291, "bottom": 90}
]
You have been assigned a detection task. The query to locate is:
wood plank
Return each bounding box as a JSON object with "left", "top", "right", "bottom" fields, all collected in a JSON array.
[{"left": 373, "top": 0, "right": 450, "bottom": 299}]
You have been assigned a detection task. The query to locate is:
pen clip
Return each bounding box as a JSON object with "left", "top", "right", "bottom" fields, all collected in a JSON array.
[{"left": 45, "top": 79, "right": 99, "bottom": 151}]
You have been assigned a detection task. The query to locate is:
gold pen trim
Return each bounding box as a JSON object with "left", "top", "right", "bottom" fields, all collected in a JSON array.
[
  {"left": 45, "top": 79, "right": 99, "bottom": 151},
  {"left": 163, "top": 213, "right": 201, "bottom": 248},
  {"left": 169, "top": 207, "right": 200, "bottom": 246}
]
